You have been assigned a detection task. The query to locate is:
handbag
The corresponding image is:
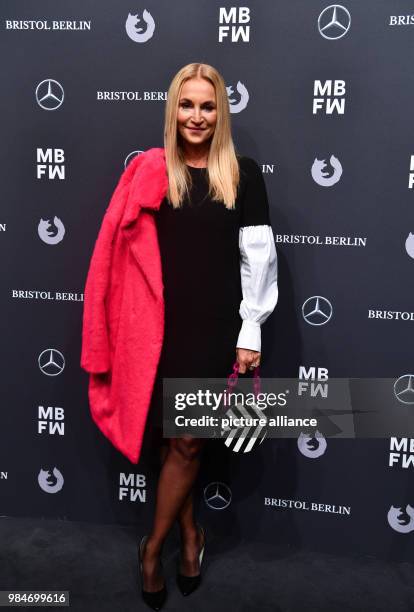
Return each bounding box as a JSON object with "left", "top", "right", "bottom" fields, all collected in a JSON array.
[{"left": 221, "top": 360, "right": 266, "bottom": 453}]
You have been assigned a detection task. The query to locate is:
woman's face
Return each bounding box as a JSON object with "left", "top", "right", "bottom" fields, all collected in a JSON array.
[{"left": 177, "top": 77, "right": 217, "bottom": 147}]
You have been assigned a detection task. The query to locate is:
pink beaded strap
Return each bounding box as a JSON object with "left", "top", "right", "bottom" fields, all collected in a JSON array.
[{"left": 226, "top": 360, "right": 261, "bottom": 398}]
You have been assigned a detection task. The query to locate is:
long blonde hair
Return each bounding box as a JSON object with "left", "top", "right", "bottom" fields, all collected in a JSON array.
[{"left": 163, "top": 63, "right": 240, "bottom": 209}]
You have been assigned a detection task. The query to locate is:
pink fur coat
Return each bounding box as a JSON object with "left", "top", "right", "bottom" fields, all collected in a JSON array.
[{"left": 81, "top": 148, "right": 168, "bottom": 464}]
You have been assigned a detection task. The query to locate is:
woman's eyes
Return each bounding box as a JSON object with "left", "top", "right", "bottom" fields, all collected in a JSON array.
[{"left": 180, "top": 103, "right": 215, "bottom": 111}]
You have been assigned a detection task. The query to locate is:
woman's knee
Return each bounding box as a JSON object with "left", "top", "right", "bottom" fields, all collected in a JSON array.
[{"left": 169, "top": 436, "right": 206, "bottom": 462}]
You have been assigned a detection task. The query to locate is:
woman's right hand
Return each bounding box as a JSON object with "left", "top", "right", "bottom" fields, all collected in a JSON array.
[{"left": 236, "top": 347, "right": 261, "bottom": 374}]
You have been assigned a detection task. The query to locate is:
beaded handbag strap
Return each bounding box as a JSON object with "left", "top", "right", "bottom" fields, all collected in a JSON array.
[{"left": 226, "top": 360, "right": 261, "bottom": 398}]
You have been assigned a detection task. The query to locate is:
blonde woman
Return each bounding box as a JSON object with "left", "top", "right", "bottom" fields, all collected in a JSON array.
[{"left": 138, "top": 63, "right": 278, "bottom": 610}]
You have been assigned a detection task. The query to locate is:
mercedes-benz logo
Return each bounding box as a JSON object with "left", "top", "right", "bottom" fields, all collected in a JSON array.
[
  {"left": 38, "top": 349, "right": 65, "bottom": 376},
  {"left": 124, "top": 150, "right": 144, "bottom": 169},
  {"left": 393, "top": 375, "right": 414, "bottom": 405},
  {"left": 302, "top": 296, "right": 333, "bottom": 326},
  {"left": 35, "top": 79, "right": 64, "bottom": 111},
  {"left": 318, "top": 5, "right": 351, "bottom": 40},
  {"left": 203, "top": 481, "right": 232, "bottom": 510}
]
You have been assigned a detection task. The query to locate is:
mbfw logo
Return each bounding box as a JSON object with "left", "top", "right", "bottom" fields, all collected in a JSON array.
[
  {"left": 119, "top": 473, "right": 147, "bottom": 502},
  {"left": 405, "top": 233, "right": 414, "bottom": 259},
  {"left": 302, "top": 296, "right": 333, "bottom": 326},
  {"left": 35, "top": 79, "right": 64, "bottom": 110},
  {"left": 37, "top": 148, "right": 65, "bottom": 179},
  {"left": 218, "top": 7, "right": 250, "bottom": 42},
  {"left": 38, "top": 406, "right": 65, "bottom": 435},
  {"left": 38, "top": 467, "right": 64, "bottom": 493},
  {"left": 38, "top": 217, "right": 65, "bottom": 244},
  {"left": 297, "top": 431, "right": 327, "bottom": 458},
  {"left": 203, "top": 482, "right": 232, "bottom": 510},
  {"left": 38, "top": 349, "right": 65, "bottom": 376},
  {"left": 387, "top": 505, "right": 414, "bottom": 533},
  {"left": 389, "top": 438, "right": 414, "bottom": 469},
  {"left": 226, "top": 81, "right": 248, "bottom": 113},
  {"left": 298, "top": 366, "right": 329, "bottom": 399},
  {"left": 125, "top": 10, "right": 155, "bottom": 42},
  {"left": 311, "top": 155, "right": 343, "bottom": 186},
  {"left": 318, "top": 5, "right": 351, "bottom": 40},
  {"left": 313, "top": 80, "right": 346, "bottom": 115},
  {"left": 393, "top": 375, "right": 414, "bottom": 405}
]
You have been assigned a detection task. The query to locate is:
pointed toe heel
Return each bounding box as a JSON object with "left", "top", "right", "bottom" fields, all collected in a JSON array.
[
  {"left": 176, "top": 524, "right": 206, "bottom": 596},
  {"left": 138, "top": 535, "right": 167, "bottom": 611}
]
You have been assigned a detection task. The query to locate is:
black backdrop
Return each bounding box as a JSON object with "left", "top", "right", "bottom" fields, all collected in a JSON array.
[{"left": 1, "top": 1, "right": 413, "bottom": 563}]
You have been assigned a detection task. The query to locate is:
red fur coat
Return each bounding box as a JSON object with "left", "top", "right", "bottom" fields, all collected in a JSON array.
[{"left": 81, "top": 148, "right": 168, "bottom": 464}]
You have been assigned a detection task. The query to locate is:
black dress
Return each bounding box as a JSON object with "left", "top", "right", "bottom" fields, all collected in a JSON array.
[{"left": 147, "top": 155, "right": 271, "bottom": 431}]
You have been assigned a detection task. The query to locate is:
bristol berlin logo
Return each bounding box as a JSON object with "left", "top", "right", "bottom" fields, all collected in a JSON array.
[
  {"left": 302, "top": 296, "right": 333, "bottom": 326},
  {"left": 125, "top": 10, "right": 155, "bottom": 42},
  {"left": 203, "top": 482, "right": 232, "bottom": 510},
  {"left": 318, "top": 5, "right": 351, "bottom": 40},
  {"left": 35, "top": 79, "right": 64, "bottom": 111}
]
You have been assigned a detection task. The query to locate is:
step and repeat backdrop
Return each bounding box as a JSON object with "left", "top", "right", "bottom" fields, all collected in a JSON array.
[{"left": 1, "top": 1, "right": 413, "bottom": 562}]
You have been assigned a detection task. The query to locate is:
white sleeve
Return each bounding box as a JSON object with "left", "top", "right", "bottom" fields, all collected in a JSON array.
[{"left": 236, "top": 224, "right": 278, "bottom": 352}]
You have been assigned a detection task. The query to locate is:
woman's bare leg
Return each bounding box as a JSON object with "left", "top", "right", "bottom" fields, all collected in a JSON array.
[
  {"left": 159, "top": 443, "right": 202, "bottom": 575},
  {"left": 141, "top": 436, "right": 207, "bottom": 591}
]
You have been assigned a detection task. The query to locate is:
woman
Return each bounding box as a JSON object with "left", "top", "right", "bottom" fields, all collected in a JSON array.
[{"left": 138, "top": 62, "right": 278, "bottom": 610}]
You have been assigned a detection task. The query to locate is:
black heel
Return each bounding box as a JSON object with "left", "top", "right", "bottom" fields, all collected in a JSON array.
[
  {"left": 176, "top": 524, "right": 206, "bottom": 596},
  {"left": 138, "top": 535, "right": 167, "bottom": 610}
]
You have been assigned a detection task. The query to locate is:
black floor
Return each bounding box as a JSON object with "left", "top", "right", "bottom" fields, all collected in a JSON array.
[{"left": 1, "top": 516, "right": 414, "bottom": 612}]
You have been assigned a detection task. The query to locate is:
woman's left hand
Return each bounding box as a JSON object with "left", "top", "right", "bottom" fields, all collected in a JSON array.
[{"left": 236, "top": 347, "right": 261, "bottom": 374}]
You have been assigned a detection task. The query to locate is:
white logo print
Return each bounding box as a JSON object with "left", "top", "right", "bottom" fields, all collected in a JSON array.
[
  {"left": 35, "top": 79, "right": 64, "bottom": 110},
  {"left": 38, "top": 349, "right": 65, "bottom": 376},
  {"left": 38, "top": 467, "right": 64, "bottom": 493},
  {"left": 394, "top": 375, "right": 414, "bottom": 405},
  {"left": 405, "top": 233, "right": 414, "bottom": 259},
  {"left": 226, "top": 81, "right": 249, "bottom": 113},
  {"left": 125, "top": 10, "right": 155, "bottom": 42},
  {"left": 203, "top": 482, "right": 232, "bottom": 510},
  {"left": 297, "top": 431, "right": 327, "bottom": 458},
  {"left": 311, "top": 155, "right": 343, "bottom": 186},
  {"left": 318, "top": 5, "right": 351, "bottom": 40},
  {"left": 387, "top": 505, "right": 414, "bottom": 533},
  {"left": 221, "top": 401, "right": 267, "bottom": 453},
  {"left": 302, "top": 296, "right": 333, "bottom": 326},
  {"left": 38, "top": 217, "right": 65, "bottom": 244}
]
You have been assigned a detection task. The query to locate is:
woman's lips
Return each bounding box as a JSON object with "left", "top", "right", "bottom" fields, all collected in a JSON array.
[{"left": 187, "top": 127, "right": 205, "bottom": 131}]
